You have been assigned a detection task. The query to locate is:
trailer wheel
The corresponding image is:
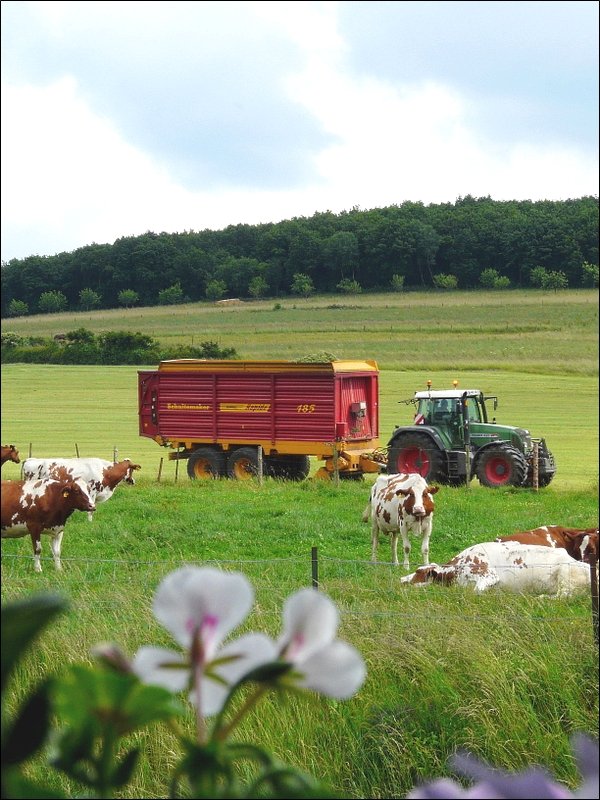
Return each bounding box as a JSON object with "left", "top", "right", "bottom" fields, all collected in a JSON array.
[
  {"left": 227, "top": 447, "right": 261, "bottom": 480},
  {"left": 269, "top": 455, "right": 311, "bottom": 481},
  {"left": 187, "top": 448, "right": 225, "bottom": 479}
]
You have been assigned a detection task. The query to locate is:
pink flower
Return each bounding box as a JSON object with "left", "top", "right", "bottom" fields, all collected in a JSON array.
[
  {"left": 132, "top": 566, "right": 276, "bottom": 716},
  {"left": 277, "top": 588, "right": 366, "bottom": 699}
]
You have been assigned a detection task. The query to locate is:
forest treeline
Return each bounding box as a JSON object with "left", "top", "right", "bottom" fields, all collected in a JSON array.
[{"left": 1, "top": 195, "right": 598, "bottom": 318}]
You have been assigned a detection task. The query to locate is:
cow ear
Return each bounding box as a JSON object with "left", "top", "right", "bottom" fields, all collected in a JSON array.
[{"left": 428, "top": 486, "right": 439, "bottom": 495}]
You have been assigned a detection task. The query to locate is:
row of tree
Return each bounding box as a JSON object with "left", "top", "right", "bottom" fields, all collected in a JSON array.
[{"left": 1, "top": 195, "right": 598, "bottom": 317}]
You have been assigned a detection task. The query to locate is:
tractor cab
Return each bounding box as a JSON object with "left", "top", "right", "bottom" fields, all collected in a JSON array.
[{"left": 413, "top": 389, "right": 488, "bottom": 447}]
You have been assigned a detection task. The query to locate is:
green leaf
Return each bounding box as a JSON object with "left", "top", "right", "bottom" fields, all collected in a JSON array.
[
  {"left": 1, "top": 594, "right": 67, "bottom": 694},
  {"left": 1, "top": 680, "right": 51, "bottom": 765},
  {"left": 50, "top": 722, "right": 96, "bottom": 769},
  {"left": 53, "top": 664, "right": 184, "bottom": 736}
]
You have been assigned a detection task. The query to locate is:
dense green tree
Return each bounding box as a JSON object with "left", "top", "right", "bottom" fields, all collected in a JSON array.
[
  {"left": 38, "top": 290, "right": 67, "bottom": 314},
  {"left": 541, "top": 270, "right": 569, "bottom": 290},
  {"left": 336, "top": 278, "right": 362, "bottom": 294},
  {"left": 97, "top": 330, "right": 160, "bottom": 365},
  {"left": 290, "top": 273, "right": 315, "bottom": 297},
  {"left": 581, "top": 261, "right": 599, "bottom": 287},
  {"left": 79, "top": 288, "right": 101, "bottom": 310},
  {"left": 248, "top": 276, "right": 269, "bottom": 298},
  {"left": 7, "top": 299, "right": 28, "bottom": 317},
  {"left": 205, "top": 279, "right": 227, "bottom": 301},
  {"left": 479, "top": 268, "right": 510, "bottom": 289},
  {"left": 390, "top": 274, "right": 405, "bottom": 291},
  {"left": 433, "top": 273, "right": 458, "bottom": 290},
  {"left": 118, "top": 289, "right": 139, "bottom": 308},
  {"left": 529, "top": 266, "right": 548, "bottom": 287},
  {"left": 157, "top": 282, "right": 185, "bottom": 305}
]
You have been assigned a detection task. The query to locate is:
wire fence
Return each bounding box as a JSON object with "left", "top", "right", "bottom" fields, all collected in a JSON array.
[{"left": 2, "top": 549, "right": 597, "bottom": 647}]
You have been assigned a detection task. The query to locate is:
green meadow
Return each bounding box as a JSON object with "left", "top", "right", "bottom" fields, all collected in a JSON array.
[{"left": 1, "top": 288, "right": 598, "bottom": 798}]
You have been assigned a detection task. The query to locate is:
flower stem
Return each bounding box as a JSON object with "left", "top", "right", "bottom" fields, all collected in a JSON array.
[{"left": 213, "top": 685, "right": 268, "bottom": 742}]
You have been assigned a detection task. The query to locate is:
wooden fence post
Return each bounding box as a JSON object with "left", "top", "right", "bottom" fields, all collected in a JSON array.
[
  {"left": 75, "top": 443, "right": 80, "bottom": 457},
  {"left": 332, "top": 447, "right": 340, "bottom": 487},
  {"left": 257, "top": 446, "right": 263, "bottom": 485},
  {"left": 157, "top": 458, "right": 163, "bottom": 483}
]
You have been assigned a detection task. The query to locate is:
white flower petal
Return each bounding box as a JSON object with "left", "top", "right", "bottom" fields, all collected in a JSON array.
[
  {"left": 131, "top": 645, "right": 190, "bottom": 693},
  {"left": 194, "top": 632, "right": 278, "bottom": 717},
  {"left": 152, "top": 566, "right": 254, "bottom": 655},
  {"left": 294, "top": 640, "right": 366, "bottom": 699},
  {"left": 277, "top": 588, "right": 339, "bottom": 661}
]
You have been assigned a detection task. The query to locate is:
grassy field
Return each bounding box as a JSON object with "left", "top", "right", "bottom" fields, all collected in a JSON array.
[
  {"left": 2, "top": 288, "right": 598, "bottom": 373},
  {"left": 1, "top": 289, "right": 598, "bottom": 798}
]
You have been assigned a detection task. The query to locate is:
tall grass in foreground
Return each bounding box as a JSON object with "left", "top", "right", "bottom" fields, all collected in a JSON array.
[{"left": 1, "top": 480, "right": 598, "bottom": 798}]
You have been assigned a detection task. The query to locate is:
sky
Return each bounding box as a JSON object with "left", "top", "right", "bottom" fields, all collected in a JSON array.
[{"left": 1, "top": 0, "right": 598, "bottom": 263}]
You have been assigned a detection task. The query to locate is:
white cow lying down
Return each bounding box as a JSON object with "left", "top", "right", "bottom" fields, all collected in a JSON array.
[{"left": 400, "top": 541, "right": 592, "bottom": 597}]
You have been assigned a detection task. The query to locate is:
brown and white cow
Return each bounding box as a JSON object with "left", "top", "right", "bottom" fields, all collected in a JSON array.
[
  {"left": 22, "top": 457, "right": 141, "bottom": 520},
  {"left": 496, "top": 526, "right": 599, "bottom": 564},
  {"left": 1, "top": 478, "right": 95, "bottom": 572},
  {"left": 1, "top": 445, "right": 20, "bottom": 466},
  {"left": 400, "top": 540, "right": 592, "bottom": 597},
  {"left": 362, "top": 472, "right": 439, "bottom": 568}
]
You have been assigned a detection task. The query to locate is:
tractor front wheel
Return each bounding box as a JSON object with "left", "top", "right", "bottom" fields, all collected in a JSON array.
[
  {"left": 388, "top": 434, "right": 445, "bottom": 482},
  {"left": 475, "top": 444, "right": 527, "bottom": 488}
]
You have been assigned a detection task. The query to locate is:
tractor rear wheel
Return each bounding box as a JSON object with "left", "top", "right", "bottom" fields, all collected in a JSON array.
[
  {"left": 475, "top": 444, "right": 527, "bottom": 488},
  {"left": 388, "top": 433, "right": 445, "bottom": 482},
  {"left": 187, "top": 447, "right": 225, "bottom": 479}
]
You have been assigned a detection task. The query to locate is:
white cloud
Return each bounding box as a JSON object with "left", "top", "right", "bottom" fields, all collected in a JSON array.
[{"left": 1, "top": 0, "right": 597, "bottom": 262}]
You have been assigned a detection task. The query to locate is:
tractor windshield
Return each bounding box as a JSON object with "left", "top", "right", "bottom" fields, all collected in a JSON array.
[
  {"left": 463, "top": 397, "right": 483, "bottom": 422},
  {"left": 416, "top": 396, "right": 484, "bottom": 424}
]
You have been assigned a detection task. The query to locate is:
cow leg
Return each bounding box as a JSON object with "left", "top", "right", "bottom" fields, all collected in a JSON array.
[
  {"left": 391, "top": 533, "right": 400, "bottom": 566},
  {"left": 400, "top": 527, "right": 411, "bottom": 570},
  {"left": 50, "top": 530, "right": 64, "bottom": 570},
  {"left": 371, "top": 521, "right": 379, "bottom": 562},
  {"left": 421, "top": 532, "right": 430, "bottom": 566},
  {"left": 30, "top": 532, "right": 43, "bottom": 573}
]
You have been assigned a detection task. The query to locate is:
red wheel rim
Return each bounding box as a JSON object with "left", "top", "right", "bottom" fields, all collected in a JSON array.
[
  {"left": 484, "top": 456, "right": 510, "bottom": 486},
  {"left": 398, "top": 446, "right": 430, "bottom": 476}
]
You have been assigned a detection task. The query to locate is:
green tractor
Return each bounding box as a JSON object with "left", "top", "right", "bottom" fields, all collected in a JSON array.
[{"left": 386, "top": 383, "right": 556, "bottom": 488}]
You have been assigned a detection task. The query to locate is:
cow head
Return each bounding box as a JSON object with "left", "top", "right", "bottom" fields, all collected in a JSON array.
[
  {"left": 564, "top": 529, "right": 599, "bottom": 563},
  {"left": 398, "top": 483, "right": 439, "bottom": 519},
  {"left": 123, "top": 460, "right": 142, "bottom": 484},
  {"left": 1, "top": 445, "right": 20, "bottom": 465},
  {"left": 401, "top": 563, "right": 453, "bottom": 585},
  {"left": 64, "top": 480, "right": 96, "bottom": 514}
]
